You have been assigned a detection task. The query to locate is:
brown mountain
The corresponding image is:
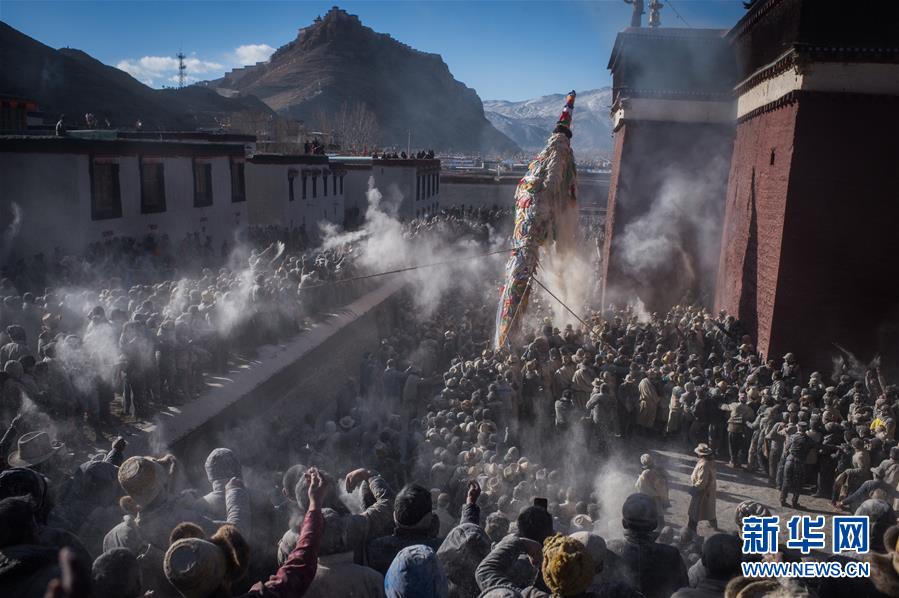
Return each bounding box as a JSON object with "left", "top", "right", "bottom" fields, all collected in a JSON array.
[
  {"left": 0, "top": 21, "right": 278, "bottom": 131},
  {"left": 207, "top": 7, "right": 518, "bottom": 154}
]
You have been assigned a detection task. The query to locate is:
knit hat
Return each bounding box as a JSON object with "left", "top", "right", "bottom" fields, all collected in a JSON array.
[
  {"left": 118, "top": 456, "right": 171, "bottom": 509},
  {"left": 204, "top": 448, "right": 240, "bottom": 483},
  {"left": 640, "top": 453, "right": 653, "bottom": 467},
  {"left": 164, "top": 537, "right": 227, "bottom": 598},
  {"left": 541, "top": 533, "right": 594, "bottom": 596}
]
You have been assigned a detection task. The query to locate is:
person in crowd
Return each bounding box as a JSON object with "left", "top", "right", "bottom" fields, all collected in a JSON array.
[
  {"left": 670, "top": 533, "right": 741, "bottom": 598},
  {"left": 634, "top": 453, "right": 669, "bottom": 528},
  {"left": 685, "top": 444, "right": 718, "bottom": 537},
  {"left": 607, "top": 493, "right": 689, "bottom": 598},
  {"left": 3, "top": 207, "right": 898, "bottom": 598},
  {"left": 164, "top": 466, "right": 326, "bottom": 598}
]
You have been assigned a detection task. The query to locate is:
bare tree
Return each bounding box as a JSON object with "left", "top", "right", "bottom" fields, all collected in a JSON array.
[
  {"left": 333, "top": 102, "right": 380, "bottom": 154},
  {"left": 307, "top": 102, "right": 379, "bottom": 153},
  {"left": 311, "top": 108, "right": 332, "bottom": 142}
]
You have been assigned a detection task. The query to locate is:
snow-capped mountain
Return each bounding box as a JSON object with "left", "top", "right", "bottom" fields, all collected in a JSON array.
[{"left": 484, "top": 88, "right": 614, "bottom": 157}]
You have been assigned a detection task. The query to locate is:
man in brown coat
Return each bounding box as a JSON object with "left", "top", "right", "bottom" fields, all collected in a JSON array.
[{"left": 686, "top": 443, "right": 718, "bottom": 538}]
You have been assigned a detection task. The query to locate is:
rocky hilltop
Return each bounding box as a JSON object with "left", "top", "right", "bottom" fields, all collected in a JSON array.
[{"left": 207, "top": 7, "right": 518, "bottom": 154}]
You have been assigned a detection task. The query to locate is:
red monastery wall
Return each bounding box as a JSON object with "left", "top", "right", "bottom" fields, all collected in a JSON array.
[
  {"left": 715, "top": 103, "right": 798, "bottom": 358},
  {"left": 716, "top": 94, "right": 899, "bottom": 369}
]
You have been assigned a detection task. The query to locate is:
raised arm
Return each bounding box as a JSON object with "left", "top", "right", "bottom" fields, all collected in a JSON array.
[{"left": 246, "top": 468, "right": 325, "bottom": 598}]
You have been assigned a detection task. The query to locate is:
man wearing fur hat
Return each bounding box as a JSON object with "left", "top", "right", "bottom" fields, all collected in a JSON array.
[{"left": 104, "top": 454, "right": 249, "bottom": 592}]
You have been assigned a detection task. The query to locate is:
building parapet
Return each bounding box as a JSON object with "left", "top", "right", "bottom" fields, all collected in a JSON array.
[{"left": 0, "top": 135, "right": 246, "bottom": 157}]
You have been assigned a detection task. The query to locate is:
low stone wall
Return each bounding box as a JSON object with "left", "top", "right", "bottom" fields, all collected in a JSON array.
[{"left": 131, "top": 280, "right": 403, "bottom": 476}]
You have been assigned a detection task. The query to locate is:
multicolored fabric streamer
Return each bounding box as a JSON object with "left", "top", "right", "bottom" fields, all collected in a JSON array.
[{"left": 494, "top": 91, "right": 578, "bottom": 348}]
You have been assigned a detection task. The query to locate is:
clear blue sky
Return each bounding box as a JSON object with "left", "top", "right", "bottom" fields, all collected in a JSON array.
[{"left": 1, "top": 0, "right": 747, "bottom": 101}]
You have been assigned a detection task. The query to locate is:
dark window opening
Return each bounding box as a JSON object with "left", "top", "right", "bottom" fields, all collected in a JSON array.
[
  {"left": 230, "top": 161, "right": 246, "bottom": 203},
  {"left": 91, "top": 160, "right": 122, "bottom": 220},
  {"left": 193, "top": 162, "right": 213, "bottom": 207},
  {"left": 340, "top": 175, "right": 344, "bottom": 194},
  {"left": 140, "top": 160, "right": 166, "bottom": 214},
  {"left": 302, "top": 176, "right": 308, "bottom": 200},
  {"left": 312, "top": 176, "right": 318, "bottom": 198},
  {"left": 289, "top": 174, "right": 295, "bottom": 202},
  {"left": 323, "top": 172, "right": 328, "bottom": 196},
  {"left": 769, "top": 148, "right": 776, "bottom": 165}
]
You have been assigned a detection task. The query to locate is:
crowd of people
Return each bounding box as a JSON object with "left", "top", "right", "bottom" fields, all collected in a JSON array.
[
  {"left": 0, "top": 230, "right": 369, "bottom": 454},
  {"left": 371, "top": 150, "right": 436, "bottom": 160},
  {"left": 2, "top": 206, "right": 899, "bottom": 597},
  {"left": 3, "top": 226, "right": 327, "bottom": 294}
]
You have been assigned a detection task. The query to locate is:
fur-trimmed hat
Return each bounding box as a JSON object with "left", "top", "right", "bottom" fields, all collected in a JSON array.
[{"left": 164, "top": 524, "right": 249, "bottom": 598}]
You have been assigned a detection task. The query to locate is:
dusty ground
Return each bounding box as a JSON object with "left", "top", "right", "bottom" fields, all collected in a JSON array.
[{"left": 612, "top": 436, "right": 842, "bottom": 548}]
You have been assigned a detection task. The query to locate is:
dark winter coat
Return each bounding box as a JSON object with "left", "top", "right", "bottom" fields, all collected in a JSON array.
[{"left": 607, "top": 530, "right": 688, "bottom": 598}]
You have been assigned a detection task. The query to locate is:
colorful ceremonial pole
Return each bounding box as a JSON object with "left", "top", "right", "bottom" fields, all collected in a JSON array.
[{"left": 494, "top": 91, "right": 578, "bottom": 349}]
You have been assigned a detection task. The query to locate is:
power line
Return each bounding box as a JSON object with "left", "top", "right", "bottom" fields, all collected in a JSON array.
[
  {"left": 667, "top": 0, "right": 692, "bottom": 27},
  {"left": 294, "top": 247, "right": 594, "bottom": 334},
  {"left": 297, "top": 247, "right": 510, "bottom": 291},
  {"left": 530, "top": 274, "right": 591, "bottom": 330}
]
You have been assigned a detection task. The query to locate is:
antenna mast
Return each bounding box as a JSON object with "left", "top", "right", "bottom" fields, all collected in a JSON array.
[
  {"left": 177, "top": 52, "right": 187, "bottom": 89},
  {"left": 648, "top": 0, "right": 663, "bottom": 28}
]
